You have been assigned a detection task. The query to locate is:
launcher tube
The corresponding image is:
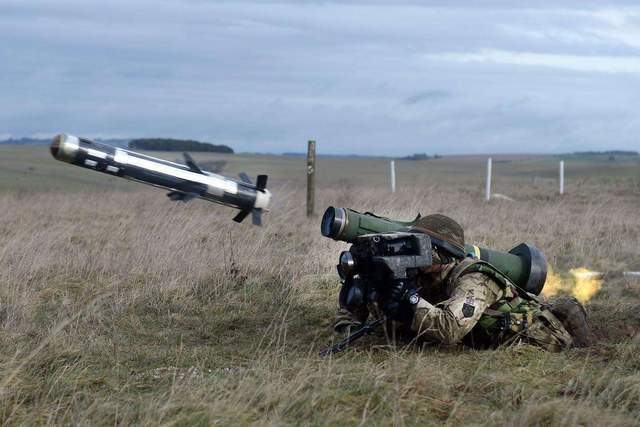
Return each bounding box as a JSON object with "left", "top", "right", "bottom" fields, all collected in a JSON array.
[{"left": 321, "top": 206, "right": 547, "bottom": 295}]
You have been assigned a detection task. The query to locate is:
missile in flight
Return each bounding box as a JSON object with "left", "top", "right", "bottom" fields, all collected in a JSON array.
[{"left": 50, "top": 134, "right": 271, "bottom": 225}]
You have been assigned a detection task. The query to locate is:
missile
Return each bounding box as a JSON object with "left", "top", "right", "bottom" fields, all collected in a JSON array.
[{"left": 50, "top": 134, "right": 271, "bottom": 225}]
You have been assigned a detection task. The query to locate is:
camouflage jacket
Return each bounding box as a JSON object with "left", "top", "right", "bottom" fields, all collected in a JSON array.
[{"left": 412, "top": 259, "right": 573, "bottom": 351}]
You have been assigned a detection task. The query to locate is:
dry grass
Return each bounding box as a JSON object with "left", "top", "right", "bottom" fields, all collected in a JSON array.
[{"left": 0, "top": 176, "right": 639, "bottom": 425}]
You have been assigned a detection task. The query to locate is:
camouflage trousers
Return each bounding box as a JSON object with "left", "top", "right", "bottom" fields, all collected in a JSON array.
[
  {"left": 334, "top": 305, "right": 574, "bottom": 351},
  {"left": 479, "top": 308, "right": 574, "bottom": 352}
]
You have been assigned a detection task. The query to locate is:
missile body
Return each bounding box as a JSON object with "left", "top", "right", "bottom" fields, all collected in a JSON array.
[{"left": 50, "top": 134, "right": 271, "bottom": 224}]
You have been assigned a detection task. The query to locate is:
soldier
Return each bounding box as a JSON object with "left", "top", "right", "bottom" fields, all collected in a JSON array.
[{"left": 334, "top": 214, "right": 593, "bottom": 351}]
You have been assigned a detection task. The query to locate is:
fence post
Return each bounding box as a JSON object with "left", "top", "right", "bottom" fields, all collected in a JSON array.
[
  {"left": 559, "top": 160, "right": 565, "bottom": 195},
  {"left": 306, "top": 140, "right": 316, "bottom": 217},
  {"left": 390, "top": 160, "right": 396, "bottom": 193},
  {"left": 485, "top": 157, "right": 492, "bottom": 201}
]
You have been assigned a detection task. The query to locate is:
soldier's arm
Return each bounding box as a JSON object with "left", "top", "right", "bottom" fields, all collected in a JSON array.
[{"left": 411, "top": 272, "right": 503, "bottom": 345}]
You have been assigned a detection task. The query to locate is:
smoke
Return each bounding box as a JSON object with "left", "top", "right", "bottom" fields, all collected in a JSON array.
[{"left": 543, "top": 266, "right": 603, "bottom": 304}]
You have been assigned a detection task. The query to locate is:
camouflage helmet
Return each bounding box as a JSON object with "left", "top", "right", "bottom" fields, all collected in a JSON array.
[{"left": 411, "top": 214, "right": 465, "bottom": 257}]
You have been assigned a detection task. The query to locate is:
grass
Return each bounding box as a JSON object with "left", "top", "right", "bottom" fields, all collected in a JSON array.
[{"left": 0, "top": 146, "right": 639, "bottom": 425}]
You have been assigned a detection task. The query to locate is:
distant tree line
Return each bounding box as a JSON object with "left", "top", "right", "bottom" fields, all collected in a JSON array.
[
  {"left": 572, "top": 150, "right": 638, "bottom": 156},
  {"left": 400, "top": 153, "right": 443, "bottom": 161},
  {"left": 0, "top": 137, "right": 50, "bottom": 145},
  {"left": 129, "top": 138, "right": 234, "bottom": 153}
]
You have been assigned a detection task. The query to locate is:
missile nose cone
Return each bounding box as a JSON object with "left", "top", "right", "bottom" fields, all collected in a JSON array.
[
  {"left": 50, "top": 134, "right": 62, "bottom": 158},
  {"left": 50, "top": 134, "right": 80, "bottom": 163}
]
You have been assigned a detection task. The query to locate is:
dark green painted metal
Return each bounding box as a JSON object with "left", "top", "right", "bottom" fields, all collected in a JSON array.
[
  {"left": 466, "top": 246, "right": 529, "bottom": 288},
  {"left": 339, "top": 208, "right": 416, "bottom": 241},
  {"left": 321, "top": 206, "right": 539, "bottom": 293}
]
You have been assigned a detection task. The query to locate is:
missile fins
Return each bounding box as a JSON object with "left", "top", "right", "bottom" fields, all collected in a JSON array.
[
  {"left": 256, "top": 175, "right": 268, "bottom": 191},
  {"left": 238, "top": 172, "right": 252, "bottom": 184},
  {"left": 252, "top": 210, "right": 262, "bottom": 226},
  {"left": 183, "top": 152, "right": 204, "bottom": 174},
  {"left": 234, "top": 173, "right": 268, "bottom": 225},
  {"left": 233, "top": 210, "right": 251, "bottom": 223}
]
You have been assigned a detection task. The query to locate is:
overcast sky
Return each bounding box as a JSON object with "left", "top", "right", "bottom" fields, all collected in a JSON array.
[{"left": 1, "top": 1, "right": 639, "bottom": 155}]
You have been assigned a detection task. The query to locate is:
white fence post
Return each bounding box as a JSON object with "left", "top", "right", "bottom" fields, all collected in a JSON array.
[
  {"left": 559, "top": 160, "right": 565, "bottom": 195},
  {"left": 390, "top": 160, "right": 396, "bottom": 193},
  {"left": 485, "top": 157, "right": 492, "bottom": 201}
]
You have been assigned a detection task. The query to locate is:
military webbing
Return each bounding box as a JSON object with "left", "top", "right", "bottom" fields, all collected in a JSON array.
[{"left": 446, "top": 258, "right": 543, "bottom": 335}]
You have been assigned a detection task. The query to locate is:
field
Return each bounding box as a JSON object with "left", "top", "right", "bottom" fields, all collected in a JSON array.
[{"left": 0, "top": 145, "right": 639, "bottom": 425}]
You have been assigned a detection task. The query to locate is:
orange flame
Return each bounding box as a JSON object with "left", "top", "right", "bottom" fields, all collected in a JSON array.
[{"left": 542, "top": 266, "right": 603, "bottom": 304}]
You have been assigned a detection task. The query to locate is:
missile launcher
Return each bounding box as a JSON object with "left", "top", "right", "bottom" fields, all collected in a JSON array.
[{"left": 321, "top": 206, "right": 548, "bottom": 295}]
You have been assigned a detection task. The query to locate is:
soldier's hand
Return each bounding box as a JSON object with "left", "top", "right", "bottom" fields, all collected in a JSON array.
[{"left": 383, "top": 280, "right": 419, "bottom": 322}]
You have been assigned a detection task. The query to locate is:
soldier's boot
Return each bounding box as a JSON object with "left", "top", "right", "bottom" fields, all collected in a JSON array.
[{"left": 550, "top": 297, "right": 594, "bottom": 347}]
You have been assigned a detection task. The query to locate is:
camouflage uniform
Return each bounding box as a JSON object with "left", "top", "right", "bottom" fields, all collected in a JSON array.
[
  {"left": 336, "top": 259, "right": 574, "bottom": 351},
  {"left": 410, "top": 261, "right": 574, "bottom": 351},
  {"left": 335, "top": 214, "right": 589, "bottom": 351}
]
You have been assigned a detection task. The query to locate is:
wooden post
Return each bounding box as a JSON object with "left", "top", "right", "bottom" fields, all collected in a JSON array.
[
  {"left": 306, "top": 140, "right": 316, "bottom": 217},
  {"left": 390, "top": 160, "right": 396, "bottom": 193},
  {"left": 485, "top": 157, "right": 492, "bottom": 201},
  {"left": 559, "top": 160, "right": 565, "bottom": 195}
]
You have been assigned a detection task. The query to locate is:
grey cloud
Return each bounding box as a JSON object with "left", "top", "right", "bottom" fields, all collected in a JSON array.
[
  {"left": 0, "top": 0, "right": 639, "bottom": 155},
  {"left": 403, "top": 90, "right": 451, "bottom": 105}
]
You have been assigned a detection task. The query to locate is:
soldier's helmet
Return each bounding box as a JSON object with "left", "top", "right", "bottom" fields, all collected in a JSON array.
[{"left": 410, "top": 214, "right": 465, "bottom": 258}]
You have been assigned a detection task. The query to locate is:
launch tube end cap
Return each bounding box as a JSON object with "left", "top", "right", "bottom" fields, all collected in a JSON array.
[
  {"left": 321, "top": 207, "right": 347, "bottom": 239},
  {"left": 509, "top": 243, "right": 548, "bottom": 295}
]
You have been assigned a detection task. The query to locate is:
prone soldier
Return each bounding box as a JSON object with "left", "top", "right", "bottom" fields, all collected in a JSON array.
[{"left": 333, "top": 214, "right": 593, "bottom": 352}]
